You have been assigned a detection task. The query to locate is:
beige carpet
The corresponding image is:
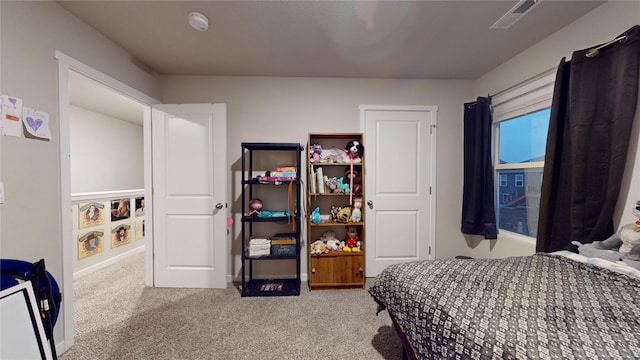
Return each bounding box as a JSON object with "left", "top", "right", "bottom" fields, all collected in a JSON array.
[{"left": 60, "top": 253, "right": 403, "bottom": 360}]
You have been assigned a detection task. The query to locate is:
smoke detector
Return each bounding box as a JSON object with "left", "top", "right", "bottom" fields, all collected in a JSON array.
[
  {"left": 189, "top": 12, "right": 209, "bottom": 31},
  {"left": 491, "top": 0, "right": 541, "bottom": 29}
]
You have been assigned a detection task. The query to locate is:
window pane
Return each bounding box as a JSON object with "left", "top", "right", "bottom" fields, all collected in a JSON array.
[
  {"left": 496, "top": 168, "right": 543, "bottom": 237},
  {"left": 498, "top": 109, "right": 550, "bottom": 164}
]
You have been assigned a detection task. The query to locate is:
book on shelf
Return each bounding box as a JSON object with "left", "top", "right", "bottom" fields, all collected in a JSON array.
[
  {"left": 310, "top": 167, "right": 317, "bottom": 193},
  {"left": 316, "top": 167, "right": 325, "bottom": 194}
]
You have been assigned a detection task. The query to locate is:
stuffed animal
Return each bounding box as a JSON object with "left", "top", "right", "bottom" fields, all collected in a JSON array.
[
  {"left": 337, "top": 177, "right": 350, "bottom": 194},
  {"left": 326, "top": 177, "right": 341, "bottom": 193},
  {"left": 345, "top": 140, "right": 364, "bottom": 163},
  {"left": 330, "top": 205, "right": 340, "bottom": 222},
  {"left": 572, "top": 241, "right": 624, "bottom": 263},
  {"left": 345, "top": 226, "right": 359, "bottom": 249},
  {"left": 345, "top": 169, "right": 360, "bottom": 184},
  {"left": 310, "top": 239, "right": 327, "bottom": 255},
  {"left": 310, "top": 207, "right": 321, "bottom": 224},
  {"left": 345, "top": 169, "right": 361, "bottom": 194},
  {"left": 591, "top": 200, "right": 640, "bottom": 261},
  {"left": 310, "top": 144, "right": 322, "bottom": 163},
  {"left": 321, "top": 231, "right": 342, "bottom": 252},
  {"left": 249, "top": 198, "right": 263, "bottom": 216},
  {"left": 336, "top": 206, "right": 352, "bottom": 223},
  {"left": 350, "top": 198, "right": 362, "bottom": 222}
]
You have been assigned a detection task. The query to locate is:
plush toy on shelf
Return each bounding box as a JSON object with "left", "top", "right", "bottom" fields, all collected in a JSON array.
[
  {"left": 344, "top": 226, "right": 360, "bottom": 252},
  {"left": 337, "top": 177, "right": 350, "bottom": 194},
  {"left": 309, "top": 143, "right": 322, "bottom": 163},
  {"left": 351, "top": 198, "right": 362, "bottom": 223},
  {"left": 326, "top": 177, "right": 341, "bottom": 193},
  {"left": 310, "top": 240, "right": 327, "bottom": 255},
  {"left": 336, "top": 206, "right": 352, "bottom": 223},
  {"left": 345, "top": 140, "right": 364, "bottom": 163},
  {"left": 310, "top": 207, "right": 321, "bottom": 224},
  {"left": 321, "top": 231, "right": 342, "bottom": 252},
  {"left": 345, "top": 169, "right": 361, "bottom": 194},
  {"left": 249, "top": 198, "right": 263, "bottom": 216}
]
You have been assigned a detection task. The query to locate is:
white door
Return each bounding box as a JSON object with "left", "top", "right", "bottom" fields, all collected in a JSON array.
[
  {"left": 361, "top": 105, "right": 436, "bottom": 276},
  {"left": 151, "top": 104, "right": 227, "bottom": 288}
]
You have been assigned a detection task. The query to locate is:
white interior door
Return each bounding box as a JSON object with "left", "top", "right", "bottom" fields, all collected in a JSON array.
[
  {"left": 361, "top": 105, "right": 436, "bottom": 276},
  {"left": 151, "top": 104, "right": 227, "bottom": 288}
]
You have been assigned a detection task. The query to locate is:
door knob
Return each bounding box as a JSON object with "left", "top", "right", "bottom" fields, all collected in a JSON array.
[
  {"left": 367, "top": 200, "right": 373, "bottom": 208},
  {"left": 216, "top": 203, "right": 224, "bottom": 209},
  {"left": 311, "top": 267, "right": 316, "bottom": 273}
]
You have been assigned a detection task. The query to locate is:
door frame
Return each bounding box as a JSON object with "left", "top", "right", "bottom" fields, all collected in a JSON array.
[
  {"left": 359, "top": 104, "right": 438, "bottom": 273},
  {"left": 56, "top": 51, "right": 159, "bottom": 352}
]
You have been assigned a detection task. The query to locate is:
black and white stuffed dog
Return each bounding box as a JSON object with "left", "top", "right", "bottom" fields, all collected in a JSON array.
[{"left": 345, "top": 140, "right": 364, "bottom": 160}]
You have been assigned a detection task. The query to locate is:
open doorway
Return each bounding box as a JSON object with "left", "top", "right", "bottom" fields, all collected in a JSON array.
[
  {"left": 68, "top": 70, "right": 147, "bottom": 277},
  {"left": 56, "top": 51, "right": 159, "bottom": 352}
]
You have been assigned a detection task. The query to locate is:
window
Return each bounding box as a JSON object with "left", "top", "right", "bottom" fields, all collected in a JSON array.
[
  {"left": 515, "top": 174, "right": 524, "bottom": 187},
  {"left": 492, "top": 70, "right": 555, "bottom": 238}
]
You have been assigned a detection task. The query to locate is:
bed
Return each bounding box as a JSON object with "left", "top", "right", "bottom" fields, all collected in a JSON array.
[{"left": 369, "top": 252, "right": 640, "bottom": 359}]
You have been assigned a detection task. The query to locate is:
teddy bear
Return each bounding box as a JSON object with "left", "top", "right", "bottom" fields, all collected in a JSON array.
[{"left": 591, "top": 200, "right": 640, "bottom": 262}]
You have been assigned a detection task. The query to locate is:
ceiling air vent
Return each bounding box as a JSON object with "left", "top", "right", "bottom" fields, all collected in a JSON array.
[{"left": 491, "top": 0, "right": 541, "bottom": 29}]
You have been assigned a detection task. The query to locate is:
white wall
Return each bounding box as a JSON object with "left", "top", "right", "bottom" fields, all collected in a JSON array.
[
  {"left": 69, "top": 106, "right": 145, "bottom": 278},
  {"left": 2, "top": 0, "right": 639, "bottom": 351},
  {"left": 0, "top": 1, "right": 160, "bottom": 350},
  {"left": 70, "top": 106, "right": 144, "bottom": 193},
  {"left": 471, "top": 1, "right": 640, "bottom": 258},
  {"left": 160, "top": 76, "right": 475, "bottom": 276}
]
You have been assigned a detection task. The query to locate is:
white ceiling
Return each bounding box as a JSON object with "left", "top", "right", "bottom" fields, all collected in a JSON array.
[
  {"left": 61, "top": 0, "right": 605, "bottom": 124},
  {"left": 69, "top": 71, "right": 146, "bottom": 124}
]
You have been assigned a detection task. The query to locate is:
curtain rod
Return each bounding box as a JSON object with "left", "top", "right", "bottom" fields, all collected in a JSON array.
[
  {"left": 586, "top": 35, "right": 628, "bottom": 58},
  {"left": 489, "top": 33, "right": 629, "bottom": 98}
]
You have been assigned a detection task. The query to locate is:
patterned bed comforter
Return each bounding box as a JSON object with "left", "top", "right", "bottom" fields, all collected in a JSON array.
[{"left": 369, "top": 253, "right": 640, "bottom": 360}]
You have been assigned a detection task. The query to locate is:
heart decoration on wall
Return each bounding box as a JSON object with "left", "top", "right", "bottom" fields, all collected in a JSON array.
[
  {"left": 21, "top": 107, "right": 52, "bottom": 140},
  {"left": 26, "top": 116, "right": 43, "bottom": 132}
]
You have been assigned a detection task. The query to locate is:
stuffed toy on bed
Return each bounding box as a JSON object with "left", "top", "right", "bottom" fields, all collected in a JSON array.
[
  {"left": 574, "top": 200, "right": 640, "bottom": 270},
  {"left": 592, "top": 200, "right": 640, "bottom": 262}
]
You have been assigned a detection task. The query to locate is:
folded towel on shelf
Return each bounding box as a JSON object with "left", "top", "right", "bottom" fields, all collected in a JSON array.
[{"left": 249, "top": 238, "right": 271, "bottom": 246}]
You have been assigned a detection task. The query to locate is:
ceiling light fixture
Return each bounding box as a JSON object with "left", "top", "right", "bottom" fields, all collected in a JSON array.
[{"left": 189, "top": 12, "right": 209, "bottom": 31}]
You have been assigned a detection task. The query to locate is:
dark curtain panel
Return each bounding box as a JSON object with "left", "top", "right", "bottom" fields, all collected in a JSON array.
[
  {"left": 462, "top": 97, "right": 498, "bottom": 239},
  {"left": 537, "top": 25, "right": 640, "bottom": 253}
]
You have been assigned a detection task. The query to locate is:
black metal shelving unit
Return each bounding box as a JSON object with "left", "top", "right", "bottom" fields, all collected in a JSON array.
[{"left": 241, "top": 142, "right": 302, "bottom": 297}]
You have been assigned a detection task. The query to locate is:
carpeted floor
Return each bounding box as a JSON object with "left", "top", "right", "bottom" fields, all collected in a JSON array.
[{"left": 60, "top": 253, "right": 403, "bottom": 360}]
